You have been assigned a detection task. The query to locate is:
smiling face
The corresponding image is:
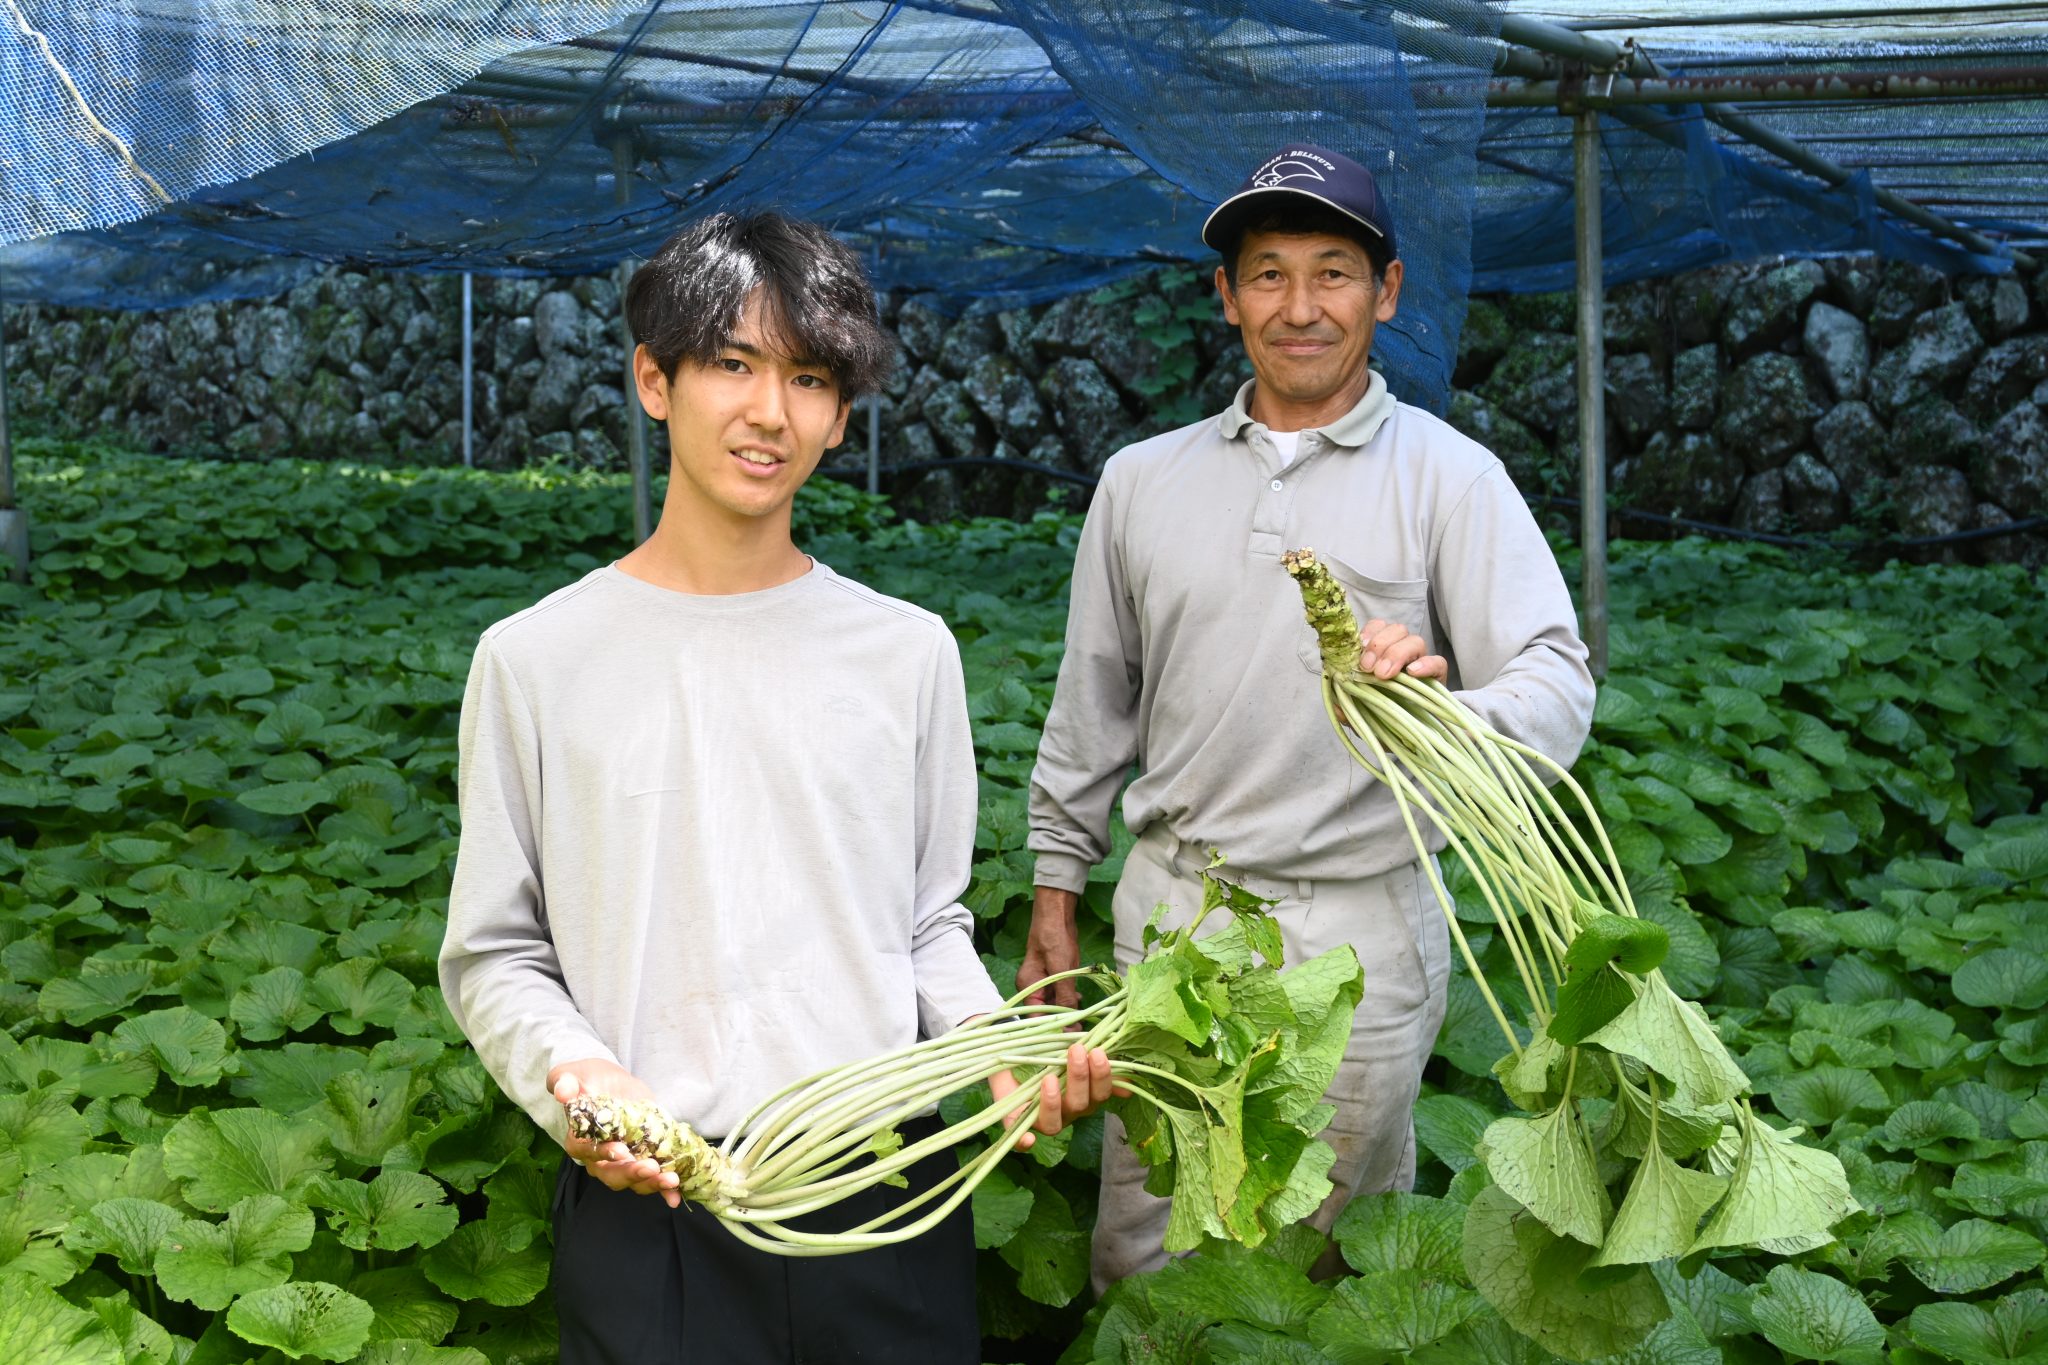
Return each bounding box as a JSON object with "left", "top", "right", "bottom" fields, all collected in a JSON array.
[
  {"left": 633, "top": 289, "right": 851, "bottom": 528},
  {"left": 1216, "top": 228, "right": 1403, "bottom": 428}
]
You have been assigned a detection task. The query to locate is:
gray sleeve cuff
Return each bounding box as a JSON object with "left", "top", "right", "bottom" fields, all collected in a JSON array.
[
  {"left": 913, "top": 921, "right": 1007, "bottom": 1038},
  {"left": 1032, "top": 853, "right": 1092, "bottom": 895}
]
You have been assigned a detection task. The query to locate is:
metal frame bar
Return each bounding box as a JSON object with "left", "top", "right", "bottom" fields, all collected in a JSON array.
[
  {"left": 616, "top": 136, "right": 652, "bottom": 545},
  {"left": 1573, "top": 108, "right": 1607, "bottom": 680},
  {"left": 1561, "top": 2, "right": 2048, "bottom": 30},
  {"left": 867, "top": 240, "right": 882, "bottom": 497},
  {"left": 461, "top": 272, "right": 475, "bottom": 468},
  {"left": 1488, "top": 65, "right": 2048, "bottom": 108},
  {"left": 0, "top": 293, "right": 23, "bottom": 585}
]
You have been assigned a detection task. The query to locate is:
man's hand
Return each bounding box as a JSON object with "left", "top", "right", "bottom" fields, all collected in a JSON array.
[
  {"left": 1018, "top": 885, "right": 1082, "bottom": 1010},
  {"left": 547, "top": 1059, "right": 683, "bottom": 1209},
  {"left": 1358, "top": 618, "right": 1448, "bottom": 682},
  {"left": 990, "top": 1041, "right": 1125, "bottom": 1151}
]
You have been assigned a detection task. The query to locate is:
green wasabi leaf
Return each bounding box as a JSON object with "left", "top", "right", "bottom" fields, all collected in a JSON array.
[
  {"left": 1907, "top": 1287, "right": 2048, "bottom": 1365},
  {"left": 230, "top": 1044, "right": 368, "bottom": 1114},
  {"left": 311, "top": 1171, "right": 458, "bottom": 1253},
  {"left": 1413, "top": 1093, "right": 1497, "bottom": 1172},
  {"left": 162, "top": 1108, "right": 333, "bottom": 1212},
  {"left": 1952, "top": 948, "right": 2048, "bottom": 1010},
  {"left": 1547, "top": 964, "right": 1637, "bottom": 1050},
  {"left": 1124, "top": 946, "right": 1214, "bottom": 1045},
  {"left": 418, "top": 1222, "right": 551, "bottom": 1307},
  {"left": 1462, "top": 1184, "right": 1668, "bottom": 1362},
  {"left": 1878, "top": 1100, "right": 1982, "bottom": 1158},
  {"left": 1741, "top": 1265, "right": 1883, "bottom": 1364},
  {"left": 1769, "top": 1066, "right": 1890, "bottom": 1132},
  {"left": 236, "top": 780, "right": 332, "bottom": 816},
  {"left": 994, "top": 1171, "right": 1088, "bottom": 1306},
  {"left": 230, "top": 967, "right": 324, "bottom": 1042},
  {"left": 1333, "top": 1191, "right": 1465, "bottom": 1278},
  {"left": 154, "top": 1195, "right": 313, "bottom": 1310},
  {"left": 314, "top": 1068, "right": 423, "bottom": 1168},
  {"left": 1494, "top": 1033, "right": 1571, "bottom": 1112},
  {"left": 85, "top": 1292, "right": 176, "bottom": 1365},
  {"left": 480, "top": 1160, "right": 552, "bottom": 1255},
  {"left": 1146, "top": 1246, "right": 1329, "bottom": 1331},
  {"left": 1479, "top": 1099, "right": 1610, "bottom": 1248},
  {"left": 60, "top": 1197, "right": 184, "bottom": 1275},
  {"left": 1596, "top": 1077, "right": 1724, "bottom": 1162},
  {"left": 38, "top": 957, "right": 158, "bottom": 1026},
  {"left": 0, "top": 1274, "right": 123, "bottom": 1365},
  {"left": 1306, "top": 1269, "right": 1486, "bottom": 1359},
  {"left": 1587, "top": 1142, "right": 1727, "bottom": 1270},
  {"left": 1687, "top": 1107, "right": 1855, "bottom": 1256},
  {"left": 1895, "top": 1217, "right": 2045, "bottom": 1295},
  {"left": 347, "top": 1265, "right": 460, "bottom": 1346},
  {"left": 353, "top": 1342, "right": 490, "bottom": 1365},
  {"left": 107, "top": 1007, "right": 229, "bottom": 1089},
  {"left": 1582, "top": 973, "right": 1748, "bottom": 1110},
  {"left": 309, "top": 959, "right": 415, "bottom": 1036},
  {"left": 0, "top": 1090, "right": 90, "bottom": 1182},
  {"left": 967, "top": 1162, "right": 1033, "bottom": 1250},
  {"left": 226, "top": 1281, "right": 375, "bottom": 1361}
]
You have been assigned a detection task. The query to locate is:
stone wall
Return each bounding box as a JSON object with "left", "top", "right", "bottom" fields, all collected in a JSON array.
[
  {"left": 1453, "top": 258, "right": 2048, "bottom": 556},
  {"left": 5, "top": 255, "right": 2046, "bottom": 549}
]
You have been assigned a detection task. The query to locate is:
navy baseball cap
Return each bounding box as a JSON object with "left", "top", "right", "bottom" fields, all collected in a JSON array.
[{"left": 1200, "top": 143, "right": 1397, "bottom": 260}]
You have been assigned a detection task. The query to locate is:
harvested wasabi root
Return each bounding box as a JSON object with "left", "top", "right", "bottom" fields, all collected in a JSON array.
[
  {"left": 1283, "top": 549, "right": 1853, "bottom": 1297},
  {"left": 558, "top": 871, "right": 1363, "bottom": 1259},
  {"left": 564, "top": 1094, "right": 747, "bottom": 1211}
]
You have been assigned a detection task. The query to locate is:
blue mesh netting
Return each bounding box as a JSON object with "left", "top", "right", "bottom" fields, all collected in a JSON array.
[
  {"left": 3, "top": 2, "right": 2046, "bottom": 415},
  {"left": 0, "top": 1, "right": 1499, "bottom": 410}
]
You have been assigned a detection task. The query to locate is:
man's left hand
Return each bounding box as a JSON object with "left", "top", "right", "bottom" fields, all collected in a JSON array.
[
  {"left": 991, "top": 1042, "right": 1123, "bottom": 1151},
  {"left": 1359, "top": 618, "right": 1448, "bottom": 682}
]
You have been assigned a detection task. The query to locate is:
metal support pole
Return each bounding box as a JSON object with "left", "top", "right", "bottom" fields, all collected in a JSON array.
[
  {"left": 0, "top": 297, "right": 26, "bottom": 585},
  {"left": 1574, "top": 108, "right": 1608, "bottom": 681},
  {"left": 616, "top": 136, "right": 652, "bottom": 544},
  {"left": 867, "top": 240, "right": 881, "bottom": 497},
  {"left": 461, "top": 272, "right": 475, "bottom": 468}
]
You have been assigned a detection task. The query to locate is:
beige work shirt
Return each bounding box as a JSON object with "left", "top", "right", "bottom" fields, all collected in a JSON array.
[{"left": 1027, "top": 373, "right": 1596, "bottom": 892}]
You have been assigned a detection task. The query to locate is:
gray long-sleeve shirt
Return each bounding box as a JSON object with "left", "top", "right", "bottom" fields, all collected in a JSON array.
[
  {"left": 440, "top": 562, "right": 1003, "bottom": 1143},
  {"left": 1028, "top": 374, "right": 1596, "bottom": 893}
]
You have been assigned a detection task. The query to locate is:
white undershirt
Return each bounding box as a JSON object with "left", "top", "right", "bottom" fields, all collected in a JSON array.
[{"left": 1270, "top": 429, "right": 1302, "bottom": 468}]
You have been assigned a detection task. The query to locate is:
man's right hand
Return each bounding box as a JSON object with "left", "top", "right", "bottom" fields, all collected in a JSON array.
[
  {"left": 1019, "top": 885, "right": 1083, "bottom": 1010},
  {"left": 547, "top": 1059, "right": 683, "bottom": 1208}
]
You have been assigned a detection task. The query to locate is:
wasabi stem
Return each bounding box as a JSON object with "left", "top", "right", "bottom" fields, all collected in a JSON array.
[{"left": 554, "top": 875, "right": 1356, "bottom": 1258}]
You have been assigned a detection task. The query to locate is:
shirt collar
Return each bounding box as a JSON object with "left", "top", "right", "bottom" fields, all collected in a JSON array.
[{"left": 1218, "top": 370, "right": 1394, "bottom": 450}]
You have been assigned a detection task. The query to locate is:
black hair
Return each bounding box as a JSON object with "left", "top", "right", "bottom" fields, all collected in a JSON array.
[
  {"left": 1220, "top": 202, "right": 1395, "bottom": 290},
  {"left": 624, "top": 210, "right": 893, "bottom": 400}
]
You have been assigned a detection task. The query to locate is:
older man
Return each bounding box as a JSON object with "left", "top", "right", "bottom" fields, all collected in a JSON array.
[{"left": 1021, "top": 144, "right": 1597, "bottom": 1288}]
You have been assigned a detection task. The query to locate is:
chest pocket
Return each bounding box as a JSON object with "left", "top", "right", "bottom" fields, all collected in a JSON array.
[{"left": 1295, "top": 552, "right": 1432, "bottom": 677}]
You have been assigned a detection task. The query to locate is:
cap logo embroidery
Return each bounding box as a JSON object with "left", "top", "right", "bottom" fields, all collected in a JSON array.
[{"left": 1252, "top": 158, "right": 1327, "bottom": 188}]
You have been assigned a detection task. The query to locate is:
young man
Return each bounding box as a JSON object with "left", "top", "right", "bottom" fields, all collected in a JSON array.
[
  {"left": 440, "top": 211, "right": 1110, "bottom": 1363},
  {"left": 1021, "top": 146, "right": 1597, "bottom": 1289}
]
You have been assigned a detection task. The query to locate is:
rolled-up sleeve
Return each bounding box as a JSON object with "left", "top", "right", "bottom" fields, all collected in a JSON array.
[
  {"left": 1432, "top": 464, "right": 1597, "bottom": 778},
  {"left": 1028, "top": 467, "right": 1144, "bottom": 892},
  {"left": 438, "top": 635, "right": 616, "bottom": 1144},
  {"left": 909, "top": 625, "right": 1006, "bottom": 1037}
]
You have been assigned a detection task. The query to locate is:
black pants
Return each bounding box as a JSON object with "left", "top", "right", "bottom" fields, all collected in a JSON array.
[{"left": 551, "top": 1115, "right": 979, "bottom": 1364}]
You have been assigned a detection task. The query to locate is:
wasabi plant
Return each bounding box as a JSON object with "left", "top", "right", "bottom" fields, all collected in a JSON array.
[
  {"left": 1284, "top": 548, "right": 1856, "bottom": 1359},
  {"left": 569, "top": 867, "right": 1364, "bottom": 1257}
]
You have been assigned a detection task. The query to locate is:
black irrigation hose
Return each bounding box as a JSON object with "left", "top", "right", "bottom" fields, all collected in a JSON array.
[{"left": 830, "top": 456, "right": 2048, "bottom": 552}]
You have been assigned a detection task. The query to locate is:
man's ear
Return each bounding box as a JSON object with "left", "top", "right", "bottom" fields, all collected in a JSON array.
[
  {"left": 826, "top": 397, "right": 852, "bottom": 450},
  {"left": 632, "top": 345, "right": 671, "bottom": 421},
  {"left": 1374, "top": 259, "right": 1404, "bottom": 322},
  {"left": 1214, "top": 264, "right": 1242, "bottom": 327}
]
